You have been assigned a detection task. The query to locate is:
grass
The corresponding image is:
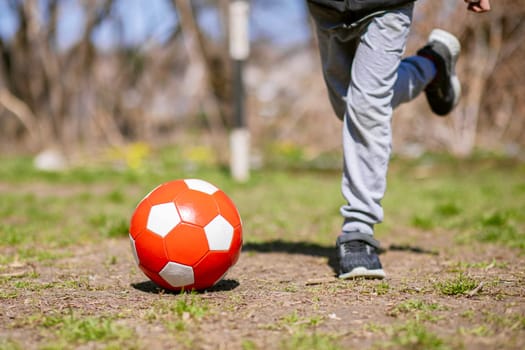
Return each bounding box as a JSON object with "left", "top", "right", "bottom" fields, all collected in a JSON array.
[
  {"left": 386, "top": 321, "right": 449, "bottom": 350},
  {"left": 0, "top": 148, "right": 524, "bottom": 349},
  {"left": 48, "top": 314, "right": 132, "bottom": 343},
  {"left": 0, "top": 338, "right": 21, "bottom": 350},
  {"left": 435, "top": 273, "right": 479, "bottom": 296},
  {"left": 388, "top": 299, "right": 442, "bottom": 318},
  {"left": 145, "top": 293, "right": 209, "bottom": 331},
  {"left": 13, "top": 311, "right": 137, "bottom": 350},
  {"left": 0, "top": 150, "right": 523, "bottom": 252},
  {"left": 383, "top": 154, "right": 525, "bottom": 250},
  {"left": 473, "top": 210, "right": 524, "bottom": 249},
  {"left": 279, "top": 332, "right": 342, "bottom": 350},
  {"left": 374, "top": 281, "right": 390, "bottom": 295},
  {"left": 276, "top": 310, "right": 324, "bottom": 332}
]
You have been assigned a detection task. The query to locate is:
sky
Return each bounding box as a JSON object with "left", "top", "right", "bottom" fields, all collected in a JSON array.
[{"left": 0, "top": 0, "right": 311, "bottom": 50}]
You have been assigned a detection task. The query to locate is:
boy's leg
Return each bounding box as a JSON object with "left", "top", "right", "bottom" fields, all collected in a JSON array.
[
  {"left": 309, "top": 3, "right": 455, "bottom": 278},
  {"left": 340, "top": 4, "right": 415, "bottom": 237},
  {"left": 392, "top": 29, "right": 462, "bottom": 111},
  {"left": 309, "top": 4, "right": 419, "bottom": 278},
  {"left": 337, "top": 4, "right": 426, "bottom": 279},
  {"left": 307, "top": 3, "right": 361, "bottom": 121},
  {"left": 391, "top": 56, "right": 436, "bottom": 107}
]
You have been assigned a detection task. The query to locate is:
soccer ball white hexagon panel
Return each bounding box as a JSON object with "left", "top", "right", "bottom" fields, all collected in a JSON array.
[
  {"left": 159, "top": 261, "right": 195, "bottom": 287},
  {"left": 204, "top": 215, "right": 234, "bottom": 251},
  {"left": 129, "top": 235, "right": 139, "bottom": 265},
  {"left": 146, "top": 202, "right": 181, "bottom": 237},
  {"left": 184, "top": 179, "right": 219, "bottom": 195}
]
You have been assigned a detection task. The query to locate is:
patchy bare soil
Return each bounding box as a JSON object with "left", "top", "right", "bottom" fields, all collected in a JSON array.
[{"left": 1, "top": 227, "right": 524, "bottom": 350}]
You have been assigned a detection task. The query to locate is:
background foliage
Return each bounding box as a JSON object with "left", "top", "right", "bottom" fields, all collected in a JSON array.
[{"left": 0, "top": 0, "right": 524, "bottom": 163}]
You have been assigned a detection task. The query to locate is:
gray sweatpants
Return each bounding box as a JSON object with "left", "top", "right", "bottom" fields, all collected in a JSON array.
[{"left": 308, "top": 2, "right": 436, "bottom": 235}]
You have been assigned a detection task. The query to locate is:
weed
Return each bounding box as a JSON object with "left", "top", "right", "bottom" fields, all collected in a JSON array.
[
  {"left": 365, "top": 322, "right": 387, "bottom": 333},
  {"left": 279, "top": 332, "right": 341, "bottom": 350},
  {"left": 0, "top": 290, "right": 19, "bottom": 299},
  {"left": 387, "top": 321, "right": 449, "bottom": 350},
  {"left": 17, "top": 248, "right": 72, "bottom": 263},
  {"left": 106, "top": 189, "right": 126, "bottom": 204},
  {"left": 0, "top": 270, "right": 39, "bottom": 282},
  {"left": 435, "top": 202, "right": 462, "bottom": 217},
  {"left": 374, "top": 281, "right": 390, "bottom": 295},
  {"left": 388, "top": 299, "right": 443, "bottom": 323},
  {"left": 64, "top": 316, "right": 128, "bottom": 342},
  {"left": 107, "top": 255, "right": 118, "bottom": 265},
  {"left": 460, "top": 309, "right": 475, "bottom": 319},
  {"left": 281, "top": 310, "right": 300, "bottom": 325},
  {"left": 0, "top": 225, "right": 27, "bottom": 246},
  {"left": 473, "top": 210, "right": 524, "bottom": 250},
  {"left": 35, "top": 311, "right": 135, "bottom": 349},
  {"left": 411, "top": 215, "right": 435, "bottom": 230},
  {"left": 390, "top": 299, "right": 440, "bottom": 314},
  {"left": 274, "top": 311, "right": 324, "bottom": 333},
  {"left": 0, "top": 338, "right": 21, "bottom": 350},
  {"left": 88, "top": 214, "right": 129, "bottom": 238},
  {"left": 482, "top": 311, "right": 525, "bottom": 331},
  {"left": 446, "top": 259, "right": 508, "bottom": 272},
  {"left": 459, "top": 325, "right": 491, "bottom": 336},
  {"left": 241, "top": 339, "right": 258, "bottom": 350},
  {"left": 436, "top": 273, "right": 478, "bottom": 296},
  {"left": 172, "top": 294, "right": 207, "bottom": 318},
  {"left": 146, "top": 294, "right": 209, "bottom": 331},
  {"left": 284, "top": 284, "right": 299, "bottom": 293}
]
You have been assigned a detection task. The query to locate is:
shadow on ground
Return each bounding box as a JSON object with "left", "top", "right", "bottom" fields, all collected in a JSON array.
[
  {"left": 242, "top": 239, "right": 438, "bottom": 275},
  {"left": 131, "top": 279, "right": 240, "bottom": 294},
  {"left": 131, "top": 241, "right": 439, "bottom": 294},
  {"left": 243, "top": 240, "right": 339, "bottom": 273}
]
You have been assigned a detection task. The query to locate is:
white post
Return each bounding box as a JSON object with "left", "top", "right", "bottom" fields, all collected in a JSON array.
[{"left": 229, "top": 0, "right": 250, "bottom": 182}]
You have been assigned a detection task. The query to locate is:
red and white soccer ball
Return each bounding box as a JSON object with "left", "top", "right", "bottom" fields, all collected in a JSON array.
[{"left": 129, "top": 179, "right": 242, "bottom": 291}]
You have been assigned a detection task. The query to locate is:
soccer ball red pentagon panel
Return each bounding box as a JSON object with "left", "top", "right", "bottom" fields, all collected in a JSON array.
[{"left": 129, "top": 179, "right": 243, "bottom": 291}]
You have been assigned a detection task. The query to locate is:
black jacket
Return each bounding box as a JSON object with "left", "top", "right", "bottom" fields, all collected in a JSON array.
[{"left": 308, "top": 0, "right": 416, "bottom": 13}]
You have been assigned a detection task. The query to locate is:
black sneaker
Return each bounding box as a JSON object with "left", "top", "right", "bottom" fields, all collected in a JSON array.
[
  {"left": 336, "top": 232, "right": 385, "bottom": 279},
  {"left": 417, "top": 29, "right": 461, "bottom": 116}
]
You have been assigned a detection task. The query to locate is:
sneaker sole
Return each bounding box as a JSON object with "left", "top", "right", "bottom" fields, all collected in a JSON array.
[
  {"left": 338, "top": 267, "right": 386, "bottom": 279},
  {"left": 428, "top": 29, "right": 462, "bottom": 108}
]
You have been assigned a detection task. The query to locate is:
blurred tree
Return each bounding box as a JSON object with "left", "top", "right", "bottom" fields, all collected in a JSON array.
[
  {"left": 447, "top": 0, "right": 525, "bottom": 155},
  {"left": 0, "top": 0, "right": 523, "bottom": 159},
  {"left": 171, "top": 0, "right": 229, "bottom": 134},
  {"left": 410, "top": 0, "right": 525, "bottom": 156},
  {"left": 0, "top": 0, "right": 116, "bottom": 151}
]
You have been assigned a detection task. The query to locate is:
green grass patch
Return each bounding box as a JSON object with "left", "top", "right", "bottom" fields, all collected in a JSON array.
[
  {"left": 0, "top": 151, "right": 523, "bottom": 265},
  {"left": 145, "top": 293, "right": 209, "bottom": 331},
  {"left": 279, "top": 332, "right": 341, "bottom": 350},
  {"left": 88, "top": 213, "right": 129, "bottom": 238},
  {"left": 0, "top": 290, "right": 19, "bottom": 299},
  {"left": 388, "top": 298, "right": 444, "bottom": 323},
  {"left": 390, "top": 298, "right": 441, "bottom": 314},
  {"left": 280, "top": 311, "right": 323, "bottom": 329},
  {"left": 446, "top": 259, "right": 508, "bottom": 272},
  {"left": 374, "top": 281, "right": 390, "bottom": 295},
  {"left": 482, "top": 311, "right": 525, "bottom": 331},
  {"left": 383, "top": 155, "right": 524, "bottom": 251},
  {"left": 472, "top": 210, "right": 524, "bottom": 249},
  {"left": 436, "top": 273, "right": 479, "bottom": 296},
  {"left": 385, "top": 320, "right": 450, "bottom": 350},
  {"left": 262, "top": 310, "right": 324, "bottom": 334},
  {"left": 29, "top": 311, "right": 136, "bottom": 349},
  {"left": 0, "top": 150, "right": 523, "bottom": 349},
  {"left": 0, "top": 338, "right": 22, "bottom": 350}
]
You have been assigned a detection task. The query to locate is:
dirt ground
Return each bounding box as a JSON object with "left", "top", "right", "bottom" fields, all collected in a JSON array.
[{"left": 1, "top": 225, "right": 524, "bottom": 350}]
